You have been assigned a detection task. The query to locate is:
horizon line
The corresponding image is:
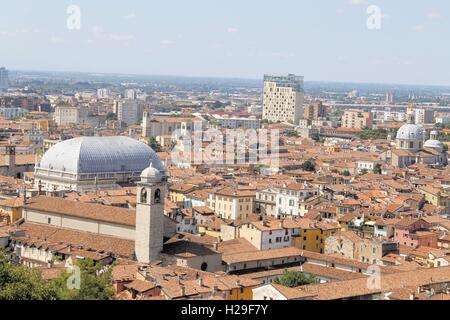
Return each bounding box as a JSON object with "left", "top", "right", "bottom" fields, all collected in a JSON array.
[{"left": 7, "top": 67, "right": 450, "bottom": 89}]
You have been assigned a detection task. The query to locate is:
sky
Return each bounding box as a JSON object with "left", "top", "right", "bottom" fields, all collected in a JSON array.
[{"left": 0, "top": 0, "right": 449, "bottom": 86}]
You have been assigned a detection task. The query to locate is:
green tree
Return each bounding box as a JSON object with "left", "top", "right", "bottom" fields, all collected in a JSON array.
[
  {"left": 105, "top": 112, "right": 118, "bottom": 121},
  {"left": 284, "top": 130, "right": 298, "bottom": 137},
  {"left": 52, "top": 259, "right": 114, "bottom": 300},
  {"left": 148, "top": 137, "right": 162, "bottom": 152},
  {"left": 373, "top": 164, "right": 382, "bottom": 174},
  {"left": 342, "top": 170, "right": 351, "bottom": 177},
  {"left": 300, "top": 160, "right": 316, "bottom": 172},
  {"left": 0, "top": 250, "right": 59, "bottom": 300},
  {"left": 274, "top": 270, "right": 317, "bottom": 288},
  {"left": 357, "top": 128, "right": 391, "bottom": 141}
]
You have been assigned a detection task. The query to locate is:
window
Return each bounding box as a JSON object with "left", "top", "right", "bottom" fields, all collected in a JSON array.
[
  {"left": 154, "top": 189, "right": 161, "bottom": 204},
  {"left": 47, "top": 217, "right": 51, "bottom": 224},
  {"left": 140, "top": 188, "right": 148, "bottom": 203},
  {"left": 200, "top": 262, "right": 208, "bottom": 271}
]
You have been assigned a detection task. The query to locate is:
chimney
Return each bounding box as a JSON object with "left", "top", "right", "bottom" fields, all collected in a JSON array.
[
  {"left": 235, "top": 279, "right": 241, "bottom": 287},
  {"left": 197, "top": 277, "right": 203, "bottom": 287},
  {"left": 180, "top": 284, "right": 186, "bottom": 297},
  {"left": 213, "top": 242, "right": 219, "bottom": 251},
  {"left": 409, "top": 292, "right": 415, "bottom": 300}
]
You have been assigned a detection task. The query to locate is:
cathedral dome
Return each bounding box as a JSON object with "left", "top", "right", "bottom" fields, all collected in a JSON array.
[
  {"left": 396, "top": 124, "right": 424, "bottom": 141},
  {"left": 38, "top": 136, "right": 164, "bottom": 175}
]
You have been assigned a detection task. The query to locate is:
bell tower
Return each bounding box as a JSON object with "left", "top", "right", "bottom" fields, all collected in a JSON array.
[
  {"left": 135, "top": 164, "right": 166, "bottom": 263},
  {"left": 142, "top": 111, "right": 152, "bottom": 138}
]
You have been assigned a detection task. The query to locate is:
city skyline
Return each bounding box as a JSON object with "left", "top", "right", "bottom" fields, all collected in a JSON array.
[{"left": 1, "top": 0, "right": 449, "bottom": 86}]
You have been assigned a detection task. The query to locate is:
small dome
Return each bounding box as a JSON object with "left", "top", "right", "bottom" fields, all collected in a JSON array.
[
  {"left": 424, "top": 139, "right": 444, "bottom": 150},
  {"left": 396, "top": 124, "right": 424, "bottom": 141},
  {"left": 140, "top": 165, "right": 165, "bottom": 183}
]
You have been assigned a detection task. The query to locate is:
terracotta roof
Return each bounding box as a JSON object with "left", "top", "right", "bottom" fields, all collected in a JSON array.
[
  {"left": 125, "top": 279, "right": 157, "bottom": 293},
  {"left": 217, "top": 238, "right": 257, "bottom": 254},
  {"left": 223, "top": 247, "right": 301, "bottom": 265},
  {"left": 333, "top": 231, "right": 363, "bottom": 243},
  {"left": 162, "top": 240, "right": 219, "bottom": 258},
  {"left": 12, "top": 222, "right": 135, "bottom": 258},
  {"left": 112, "top": 263, "right": 140, "bottom": 282},
  {"left": 270, "top": 266, "right": 450, "bottom": 300},
  {"left": 0, "top": 197, "right": 25, "bottom": 208},
  {"left": 24, "top": 196, "right": 135, "bottom": 227}
]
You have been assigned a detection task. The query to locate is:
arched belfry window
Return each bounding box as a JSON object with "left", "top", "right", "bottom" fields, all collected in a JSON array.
[
  {"left": 154, "top": 189, "right": 161, "bottom": 204},
  {"left": 140, "top": 188, "right": 148, "bottom": 204}
]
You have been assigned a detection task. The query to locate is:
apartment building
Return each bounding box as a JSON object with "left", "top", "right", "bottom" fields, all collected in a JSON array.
[
  {"left": 414, "top": 108, "right": 434, "bottom": 125},
  {"left": 275, "top": 183, "right": 321, "bottom": 218},
  {"left": 97, "top": 88, "right": 110, "bottom": 99},
  {"left": 292, "top": 220, "right": 340, "bottom": 254},
  {"left": 255, "top": 188, "right": 277, "bottom": 216},
  {"left": 206, "top": 187, "right": 255, "bottom": 220},
  {"left": 342, "top": 110, "right": 373, "bottom": 129},
  {"left": 142, "top": 114, "right": 204, "bottom": 138},
  {"left": 239, "top": 219, "right": 301, "bottom": 251},
  {"left": 115, "top": 100, "right": 142, "bottom": 125},
  {"left": 54, "top": 105, "right": 85, "bottom": 126},
  {"left": 263, "top": 74, "right": 304, "bottom": 124},
  {"left": 303, "top": 101, "right": 326, "bottom": 120},
  {"left": 211, "top": 115, "right": 261, "bottom": 129}
]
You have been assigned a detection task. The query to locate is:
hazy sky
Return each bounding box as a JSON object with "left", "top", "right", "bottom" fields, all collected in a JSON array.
[{"left": 1, "top": 0, "right": 449, "bottom": 85}]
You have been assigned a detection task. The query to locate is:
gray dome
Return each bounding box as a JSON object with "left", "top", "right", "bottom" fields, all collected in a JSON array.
[
  {"left": 396, "top": 124, "right": 424, "bottom": 141},
  {"left": 424, "top": 139, "right": 444, "bottom": 150},
  {"left": 39, "top": 136, "right": 163, "bottom": 175}
]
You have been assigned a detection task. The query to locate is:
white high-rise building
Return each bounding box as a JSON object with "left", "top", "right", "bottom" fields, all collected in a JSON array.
[
  {"left": 97, "top": 88, "right": 110, "bottom": 99},
  {"left": 0, "top": 67, "right": 9, "bottom": 91},
  {"left": 263, "top": 74, "right": 304, "bottom": 124},
  {"left": 124, "top": 89, "right": 138, "bottom": 100},
  {"left": 414, "top": 108, "right": 434, "bottom": 125}
]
